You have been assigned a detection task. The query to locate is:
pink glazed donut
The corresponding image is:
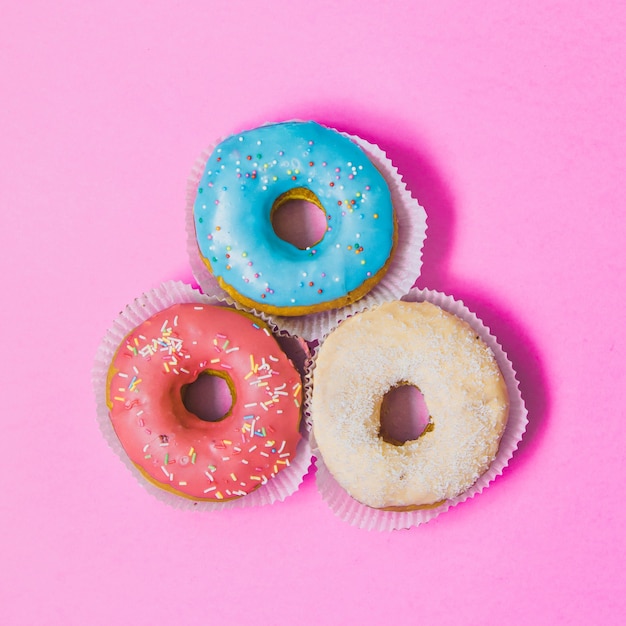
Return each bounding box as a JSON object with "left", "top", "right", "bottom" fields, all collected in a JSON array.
[{"left": 106, "top": 302, "right": 302, "bottom": 501}]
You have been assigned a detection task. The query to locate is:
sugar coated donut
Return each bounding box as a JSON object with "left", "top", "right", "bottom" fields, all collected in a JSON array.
[
  {"left": 106, "top": 303, "right": 302, "bottom": 501},
  {"left": 312, "top": 300, "right": 509, "bottom": 510},
  {"left": 192, "top": 121, "right": 396, "bottom": 316}
]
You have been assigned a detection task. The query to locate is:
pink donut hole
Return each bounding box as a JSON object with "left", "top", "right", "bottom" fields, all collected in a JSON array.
[
  {"left": 271, "top": 194, "right": 328, "bottom": 250},
  {"left": 379, "top": 384, "right": 432, "bottom": 445},
  {"left": 182, "top": 372, "right": 234, "bottom": 422}
]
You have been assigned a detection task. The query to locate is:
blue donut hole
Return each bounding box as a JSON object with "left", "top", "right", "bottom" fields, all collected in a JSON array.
[
  {"left": 271, "top": 188, "right": 328, "bottom": 250},
  {"left": 379, "top": 384, "right": 432, "bottom": 445},
  {"left": 182, "top": 372, "right": 234, "bottom": 422}
]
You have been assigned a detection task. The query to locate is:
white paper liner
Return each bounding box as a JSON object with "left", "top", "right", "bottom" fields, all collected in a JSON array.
[
  {"left": 305, "top": 288, "right": 528, "bottom": 530},
  {"left": 93, "top": 280, "right": 312, "bottom": 510},
  {"left": 186, "top": 121, "right": 427, "bottom": 342}
]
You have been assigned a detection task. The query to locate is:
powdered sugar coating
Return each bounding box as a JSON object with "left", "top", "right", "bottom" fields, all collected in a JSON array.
[{"left": 311, "top": 300, "right": 509, "bottom": 509}]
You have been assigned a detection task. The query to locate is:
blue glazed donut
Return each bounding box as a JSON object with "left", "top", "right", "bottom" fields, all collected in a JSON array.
[{"left": 192, "top": 121, "right": 396, "bottom": 316}]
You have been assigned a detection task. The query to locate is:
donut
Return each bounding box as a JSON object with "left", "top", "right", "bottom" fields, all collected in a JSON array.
[
  {"left": 192, "top": 121, "right": 397, "bottom": 316},
  {"left": 311, "top": 300, "right": 509, "bottom": 510},
  {"left": 106, "top": 302, "right": 302, "bottom": 501}
]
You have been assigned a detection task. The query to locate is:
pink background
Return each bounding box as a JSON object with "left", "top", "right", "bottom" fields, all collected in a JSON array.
[{"left": 2, "top": 1, "right": 625, "bottom": 624}]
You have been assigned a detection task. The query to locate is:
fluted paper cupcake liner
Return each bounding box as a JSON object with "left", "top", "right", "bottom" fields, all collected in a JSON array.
[
  {"left": 93, "top": 280, "right": 312, "bottom": 510},
  {"left": 305, "top": 288, "right": 527, "bottom": 530},
  {"left": 186, "top": 121, "right": 427, "bottom": 342}
]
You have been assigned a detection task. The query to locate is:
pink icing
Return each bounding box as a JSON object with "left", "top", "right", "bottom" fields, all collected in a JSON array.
[{"left": 107, "top": 303, "right": 302, "bottom": 501}]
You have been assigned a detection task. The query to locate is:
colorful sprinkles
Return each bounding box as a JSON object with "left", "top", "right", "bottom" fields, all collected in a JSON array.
[
  {"left": 193, "top": 121, "right": 395, "bottom": 311},
  {"left": 107, "top": 304, "right": 302, "bottom": 502}
]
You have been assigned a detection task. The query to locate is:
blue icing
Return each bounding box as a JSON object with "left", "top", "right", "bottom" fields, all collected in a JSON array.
[{"left": 193, "top": 121, "right": 395, "bottom": 312}]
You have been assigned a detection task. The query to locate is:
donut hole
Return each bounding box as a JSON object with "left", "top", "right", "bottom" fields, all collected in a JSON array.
[
  {"left": 181, "top": 371, "right": 234, "bottom": 422},
  {"left": 379, "top": 383, "right": 433, "bottom": 445},
  {"left": 271, "top": 188, "right": 327, "bottom": 250}
]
